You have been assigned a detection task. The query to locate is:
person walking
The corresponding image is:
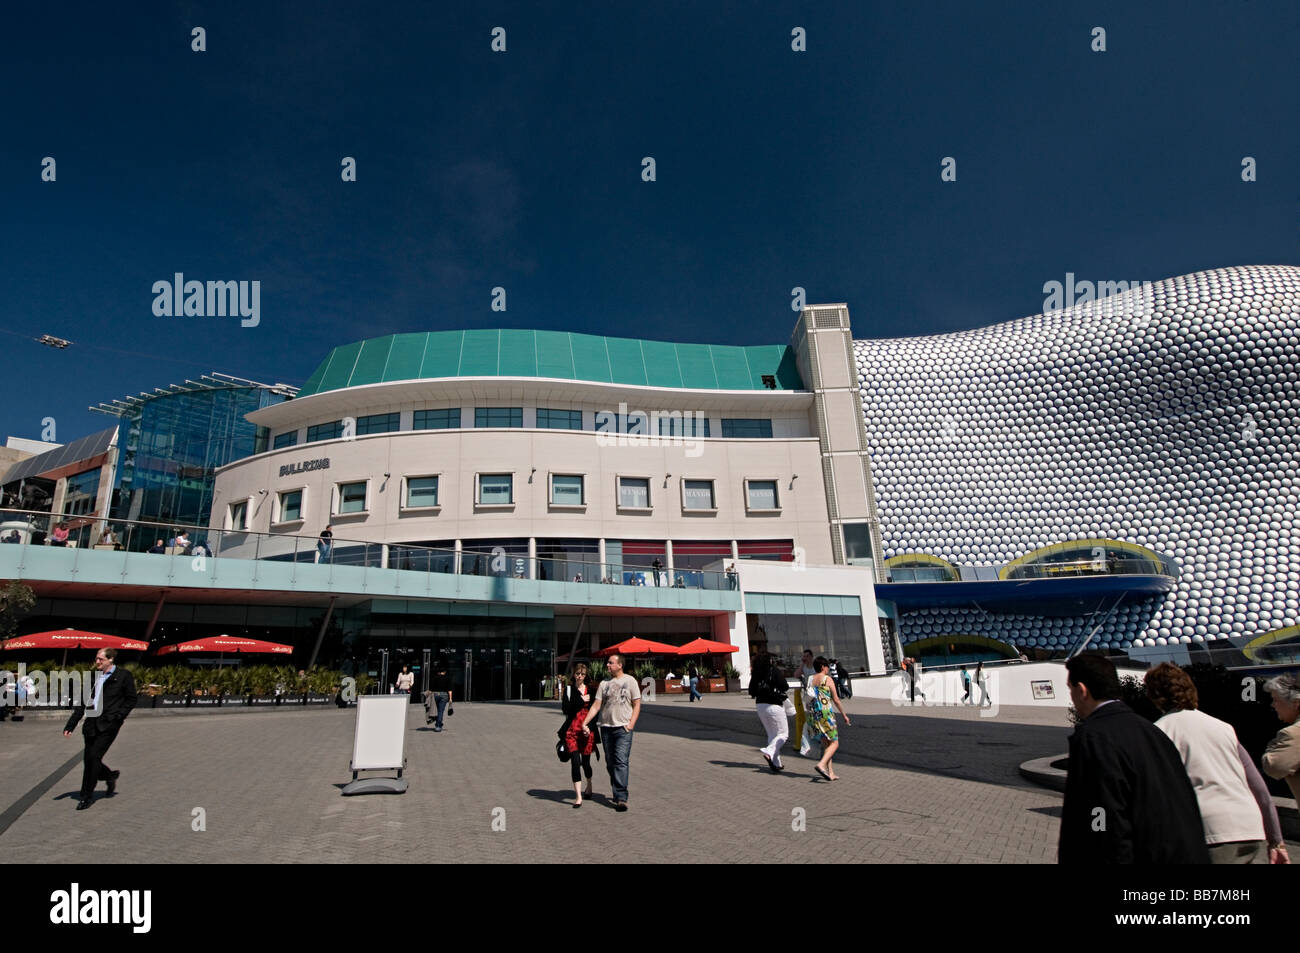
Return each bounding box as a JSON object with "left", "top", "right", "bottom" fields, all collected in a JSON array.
[
  {"left": 1262, "top": 673, "right": 1300, "bottom": 806},
  {"left": 63, "top": 648, "right": 137, "bottom": 811},
  {"left": 687, "top": 661, "right": 702, "bottom": 702},
  {"left": 794, "top": 649, "right": 816, "bottom": 753},
  {"left": 1144, "top": 663, "right": 1287, "bottom": 864},
  {"left": 395, "top": 665, "right": 414, "bottom": 694},
  {"left": 749, "top": 655, "right": 792, "bottom": 772},
  {"left": 580, "top": 653, "right": 640, "bottom": 811},
  {"left": 975, "top": 661, "right": 992, "bottom": 707},
  {"left": 423, "top": 665, "right": 453, "bottom": 730},
  {"left": 960, "top": 666, "right": 972, "bottom": 704},
  {"left": 317, "top": 525, "right": 333, "bottom": 564},
  {"left": 561, "top": 663, "right": 598, "bottom": 807},
  {"left": 807, "top": 656, "right": 850, "bottom": 781}
]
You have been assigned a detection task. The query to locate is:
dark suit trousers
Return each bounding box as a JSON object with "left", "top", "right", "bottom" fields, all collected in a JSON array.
[{"left": 80, "top": 721, "right": 121, "bottom": 799}]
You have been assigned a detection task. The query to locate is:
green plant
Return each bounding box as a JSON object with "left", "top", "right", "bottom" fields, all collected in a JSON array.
[
  {"left": 633, "top": 662, "right": 657, "bottom": 682},
  {"left": 588, "top": 660, "right": 608, "bottom": 682},
  {"left": 724, "top": 662, "right": 741, "bottom": 679},
  {"left": 0, "top": 581, "right": 36, "bottom": 642}
]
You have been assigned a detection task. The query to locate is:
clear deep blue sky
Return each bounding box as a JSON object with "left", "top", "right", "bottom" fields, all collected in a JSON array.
[{"left": 2, "top": 1, "right": 1296, "bottom": 442}]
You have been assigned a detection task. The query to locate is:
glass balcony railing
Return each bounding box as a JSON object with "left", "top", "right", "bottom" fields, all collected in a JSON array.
[{"left": 0, "top": 508, "right": 737, "bottom": 594}]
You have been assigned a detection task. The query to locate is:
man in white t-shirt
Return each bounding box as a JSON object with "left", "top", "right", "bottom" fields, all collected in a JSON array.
[{"left": 581, "top": 653, "right": 641, "bottom": 811}]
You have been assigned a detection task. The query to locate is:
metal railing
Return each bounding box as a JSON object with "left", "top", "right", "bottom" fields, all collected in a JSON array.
[
  {"left": 886, "top": 557, "right": 1175, "bottom": 584},
  {"left": 0, "top": 508, "right": 737, "bottom": 593}
]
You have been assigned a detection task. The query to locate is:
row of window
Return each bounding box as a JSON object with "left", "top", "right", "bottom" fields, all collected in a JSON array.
[
  {"left": 228, "top": 475, "right": 783, "bottom": 528},
  {"left": 273, "top": 411, "right": 773, "bottom": 447}
]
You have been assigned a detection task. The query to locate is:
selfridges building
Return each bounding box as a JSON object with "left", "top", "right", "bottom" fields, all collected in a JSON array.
[{"left": 855, "top": 265, "right": 1299, "bottom": 662}]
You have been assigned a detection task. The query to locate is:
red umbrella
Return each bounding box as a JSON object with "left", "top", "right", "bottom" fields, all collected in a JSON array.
[
  {"left": 595, "top": 637, "right": 681, "bottom": 657},
  {"left": 674, "top": 638, "right": 740, "bottom": 656},
  {"left": 157, "top": 635, "right": 293, "bottom": 656},
  {"left": 1, "top": 629, "right": 149, "bottom": 651}
]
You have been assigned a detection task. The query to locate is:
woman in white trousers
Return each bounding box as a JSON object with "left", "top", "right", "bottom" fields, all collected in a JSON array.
[{"left": 749, "top": 655, "right": 793, "bottom": 772}]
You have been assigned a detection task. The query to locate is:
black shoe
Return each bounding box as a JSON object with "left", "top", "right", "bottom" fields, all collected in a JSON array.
[
  {"left": 106, "top": 770, "right": 120, "bottom": 797},
  {"left": 614, "top": 801, "right": 628, "bottom": 812},
  {"left": 76, "top": 799, "right": 92, "bottom": 811}
]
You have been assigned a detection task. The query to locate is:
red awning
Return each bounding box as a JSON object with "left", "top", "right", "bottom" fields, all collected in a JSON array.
[
  {"left": 674, "top": 638, "right": 740, "bottom": 656},
  {"left": 1, "top": 629, "right": 149, "bottom": 651},
  {"left": 156, "top": 636, "right": 294, "bottom": 656},
  {"left": 594, "top": 637, "right": 681, "bottom": 657}
]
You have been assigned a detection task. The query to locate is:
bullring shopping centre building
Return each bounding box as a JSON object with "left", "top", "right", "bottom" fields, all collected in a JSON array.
[{"left": 2, "top": 265, "right": 1296, "bottom": 700}]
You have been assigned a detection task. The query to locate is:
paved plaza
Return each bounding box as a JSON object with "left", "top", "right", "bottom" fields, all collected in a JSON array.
[{"left": 2, "top": 693, "right": 1287, "bottom": 864}]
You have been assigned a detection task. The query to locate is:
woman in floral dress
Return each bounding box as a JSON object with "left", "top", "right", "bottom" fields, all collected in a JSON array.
[
  {"left": 561, "top": 663, "right": 598, "bottom": 807},
  {"left": 808, "top": 656, "right": 851, "bottom": 780}
]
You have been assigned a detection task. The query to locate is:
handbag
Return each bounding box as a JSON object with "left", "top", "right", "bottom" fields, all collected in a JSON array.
[
  {"left": 783, "top": 697, "right": 796, "bottom": 718},
  {"left": 556, "top": 738, "right": 571, "bottom": 762}
]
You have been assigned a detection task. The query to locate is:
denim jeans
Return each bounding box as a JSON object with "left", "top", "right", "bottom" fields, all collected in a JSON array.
[
  {"left": 689, "top": 677, "right": 701, "bottom": 702},
  {"left": 433, "top": 692, "right": 448, "bottom": 729},
  {"left": 601, "top": 725, "right": 633, "bottom": 802}
]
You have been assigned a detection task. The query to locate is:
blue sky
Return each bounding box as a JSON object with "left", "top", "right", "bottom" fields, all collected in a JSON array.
[{"left": 1, "top": 0, "right": 1296, "bottom": 442}]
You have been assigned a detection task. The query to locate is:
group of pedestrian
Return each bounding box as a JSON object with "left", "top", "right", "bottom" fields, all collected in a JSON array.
[
  {"left": 750, "top": 651, "right": 850, "bottom": 779},
  {"left": 958, "top": 662, "right": 993, "bottom": 706},
  {"left": 1059, "top": 654, "right": 1297, "bottom": 864}
]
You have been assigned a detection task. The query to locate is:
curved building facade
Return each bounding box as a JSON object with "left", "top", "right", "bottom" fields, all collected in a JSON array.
[{"left": 856, "top": 265, "right": 1300, "bottom": 660}]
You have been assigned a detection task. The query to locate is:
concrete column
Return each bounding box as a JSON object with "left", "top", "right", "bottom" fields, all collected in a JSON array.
[
  {"left": 665, "top": 539, "right": 674, "bottom": 575},
  {"left": 381, "top": 544, "right": 389, "bottom": 569},
  {"left": 528, "top": 536, "right": 537, "bottom": 580},
  {"left": 730, "top": 539, "right": 739, "bottom": 561},
  {"left": 454, "top": 538, "right": 462, "bottom": 574},
  {"left": 598, "top": 538, "right": 606, "bottom": 579}
]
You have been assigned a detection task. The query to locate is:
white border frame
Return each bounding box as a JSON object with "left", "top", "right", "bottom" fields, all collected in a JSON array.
[
  {"left": 616, "top": 473, "right": 653, "bottom": 512},
  {"left": 401, "top": 473, "right": 443, "bottom": 511},
  {"left": 743, "top": 477, "right": 782, "bottom": 513}
]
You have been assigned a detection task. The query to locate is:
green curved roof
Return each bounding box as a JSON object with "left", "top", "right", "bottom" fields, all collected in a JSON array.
[{"left": 298, "top": 330, "right": 803, "bottom": 396}]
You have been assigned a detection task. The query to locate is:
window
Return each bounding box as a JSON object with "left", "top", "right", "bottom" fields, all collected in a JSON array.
[
  {"left": 659, "top": 414, "right": 710, "bottom": 437},
  {"left": 477, "top": 473, "right": 514, "bottom": 505},
  {"left": 682, "top": 479, "right": 716, "bottom": 511},
  {"left": 278, "top": 489, "right": 303, "bottom": 523},
  {"left": 62, "top": 467, "right": 102, "bottom": 517},
  {"left": 405, "top": 476, "right": 439, "bottom": 508},
  {"left": 843, "top": 523, "right": 874, "bottom": 565},
  {"left": 475, "top": 407, "right": 522, "bottom": 428},
  {"left": 337, "top": 481, "right": 368, "bottom": 514},
  {"left": 537, "top": 408, "right": 583, "bottom": 430},
  {"left": 618, "top": 477, "right": 651, "bottom": 509},
  {"left": 745, "top": 479, "right": 780, "bottom": 511},
  {"left": 306, "top": 420, "right": 343, "bottom": 443},
  {"left": 229, "top": 500, "right": 248, "bottom": 531},
  {"left": 722, "top": 418, "right": 773, "bottom": 438},
  {"left": 550, "top": 474, "right": 585, "bottom": 505},
  {"left": 356, "top": 412, "right": 400, "bottom": 435},
  {"left": 413, "top": 408, "right": 461, "bottom": 430},
  {"left": 273, "top": 431, "right": 298, "bottom": 449}
]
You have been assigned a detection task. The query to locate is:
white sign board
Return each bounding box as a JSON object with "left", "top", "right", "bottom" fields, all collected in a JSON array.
[{"left": 351, "top": 694, "right": 408, "bottom": 771}]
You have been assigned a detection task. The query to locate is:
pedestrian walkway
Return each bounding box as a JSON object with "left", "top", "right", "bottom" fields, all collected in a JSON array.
[{"left": 0, "top": 697, "right": 1283, "bottom": 863}]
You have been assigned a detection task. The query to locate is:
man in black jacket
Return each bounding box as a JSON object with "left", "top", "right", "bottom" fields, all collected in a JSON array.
[
  {"left": 1058, "top": 653, "right": 1208, "bottom": 863},
  {"left": 64, "top": 648, "right": 137, "bottom": 811}
]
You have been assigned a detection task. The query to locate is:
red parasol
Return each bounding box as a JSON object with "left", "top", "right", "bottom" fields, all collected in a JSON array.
[
  {"left": 0, "top": 629, "right": 149, "bottom": 652},
  {"left": 674, "top": 638, "right": 740, "bottom": 656},
  {"left": 594, "top": 637, "right": 681, "bottom": 657},
  {"left": 156, "top": 635, "right": 293, "bottom": 656}
]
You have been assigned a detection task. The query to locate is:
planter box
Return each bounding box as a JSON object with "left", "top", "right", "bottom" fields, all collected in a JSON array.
[
  {"left": 305, "top": 693, "right": 332, "bottom": 705},
  {"left": 656, "top": 679, "right": 685, "bottom": 694},
  {"left": 157, "top": 695, "right": 189, "bottom": 707},
  {"left": 222, "top": 695, "right": 249, "bottom": 706},
  {"left": 701, "top": 677, "right": 727, "bottom": 693},
  {"left": 248, "top": 696, "right": 278, "bottom": 706},
  {"left": 725, "top": 678, "right": 741, "bottom": 692}
]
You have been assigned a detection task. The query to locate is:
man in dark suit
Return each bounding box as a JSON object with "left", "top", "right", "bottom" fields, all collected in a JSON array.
[
  {"left": 1058, "top": 653, "right": 1208, "bottom": 863},
  {"left": 64, "top": 648, "right": 137, "bottom": 811}
]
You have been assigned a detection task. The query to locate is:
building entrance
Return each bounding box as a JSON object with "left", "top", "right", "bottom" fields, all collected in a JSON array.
[{"left": 362, "top": 612, "right": 555, "bottom": 701}]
